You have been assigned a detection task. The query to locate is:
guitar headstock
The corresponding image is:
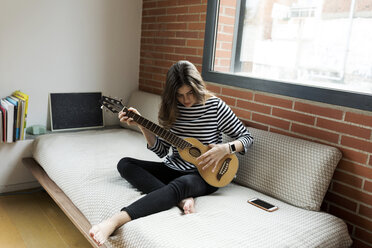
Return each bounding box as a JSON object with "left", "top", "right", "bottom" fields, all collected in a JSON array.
[{"left": 100, "top": 95, "right": 126, "bottom": 113}]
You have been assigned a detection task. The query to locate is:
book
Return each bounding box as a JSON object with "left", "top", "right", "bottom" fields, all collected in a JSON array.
[
  {"left": 0, "top": 99, "right": 14, "bottom": 143},
  {"left": 8, "top": 96, "right": 23, "bottom": 140},
  {"left": 17, "top": 98, "right": 26, "bottom": 140},
  {"left": 0, "top": 109, "right": 2, "bottom": 143},
  {"left": 12, "top": 90, "right": 29, "bottom": 140},
  {"left": 6, "top": 96, "right": 20, "bottom": 141},
  {"left": 11, "top": 96, "right": 23, "bottom": 140},
  {"left": 0, "top": 104, "right": 6, "bottom": 142}
]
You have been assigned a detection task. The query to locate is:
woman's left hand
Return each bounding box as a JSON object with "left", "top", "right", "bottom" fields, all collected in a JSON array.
[{"left": 197, "top": 144, "right": 230, "bottom": 172}]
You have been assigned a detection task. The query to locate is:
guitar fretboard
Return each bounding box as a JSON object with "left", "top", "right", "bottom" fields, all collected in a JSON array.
[{"left": 124, "top": 107, "right": 192, "bottom": 149}]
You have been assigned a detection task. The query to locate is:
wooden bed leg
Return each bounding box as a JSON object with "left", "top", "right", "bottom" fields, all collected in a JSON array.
[{"left": 23, "top": 157, "right": 107, "bottom": 248}]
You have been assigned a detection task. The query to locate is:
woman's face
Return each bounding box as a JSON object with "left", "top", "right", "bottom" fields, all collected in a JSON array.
[{"left": 176, "top": 85, "right": 196, "bottom": 107}]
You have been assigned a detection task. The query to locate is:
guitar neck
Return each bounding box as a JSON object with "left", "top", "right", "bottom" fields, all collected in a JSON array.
[{"left": 125, "top": 108, "right": 191, "bottom": 149}]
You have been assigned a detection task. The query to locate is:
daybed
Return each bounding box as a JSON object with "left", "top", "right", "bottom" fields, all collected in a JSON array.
[{"left": 24, "top": 90, "right": 352, "bottom": 248}]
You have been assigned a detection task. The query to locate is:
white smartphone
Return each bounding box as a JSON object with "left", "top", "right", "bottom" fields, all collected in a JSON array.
[{"left": 247, "top": 198, "right": 278, "bottom": 212}]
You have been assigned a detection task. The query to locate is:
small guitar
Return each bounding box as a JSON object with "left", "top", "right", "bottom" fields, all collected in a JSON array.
[{"left": 101, "top": 96, "right": 238, "bottom": 188}]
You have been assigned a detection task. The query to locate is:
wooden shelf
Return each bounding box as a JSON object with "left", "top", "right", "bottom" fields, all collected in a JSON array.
[{"left": 25, "top": 125, "right": 121, "bottom": 140}]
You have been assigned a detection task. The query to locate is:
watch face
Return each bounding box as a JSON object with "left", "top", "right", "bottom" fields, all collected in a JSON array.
[{"left": 230, "top": 143, "right": 236, "bottom": 153}]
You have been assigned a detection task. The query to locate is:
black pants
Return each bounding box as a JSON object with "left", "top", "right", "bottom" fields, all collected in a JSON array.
[{"left": 117, "top": 157, "right": 218, "bottom": 220}]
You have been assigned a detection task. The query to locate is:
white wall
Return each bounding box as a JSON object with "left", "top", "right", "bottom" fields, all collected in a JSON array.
[{"left": 0, "top": 0, "right": 143, "bottom": 192}]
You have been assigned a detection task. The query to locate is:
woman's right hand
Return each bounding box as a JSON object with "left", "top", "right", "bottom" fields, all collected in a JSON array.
[{"left": 118, "top": 107, "right": 141, "bottom": 127}]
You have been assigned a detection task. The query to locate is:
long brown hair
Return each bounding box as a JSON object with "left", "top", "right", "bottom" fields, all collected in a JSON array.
[{"left": 159, "top": 61, "right": 211, "bottom": 129}]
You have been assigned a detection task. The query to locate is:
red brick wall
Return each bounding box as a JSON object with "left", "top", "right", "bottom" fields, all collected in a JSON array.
[{"left": 139, "top": 1, "right": 372, "bottom": 246}]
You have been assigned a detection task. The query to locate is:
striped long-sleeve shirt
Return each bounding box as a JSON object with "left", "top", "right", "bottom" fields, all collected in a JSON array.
[{"left": 149, "top": 96, "right": 253, "bottom": 171}]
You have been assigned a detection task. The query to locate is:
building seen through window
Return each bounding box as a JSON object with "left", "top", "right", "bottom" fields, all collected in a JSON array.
[{"left": 214, "top": 0, "right": 372, "bottom": 95}]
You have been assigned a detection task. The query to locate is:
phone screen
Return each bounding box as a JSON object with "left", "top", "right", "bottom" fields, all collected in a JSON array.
[{"left": 251, "top": 199, "right": 276, "bottom": 209}]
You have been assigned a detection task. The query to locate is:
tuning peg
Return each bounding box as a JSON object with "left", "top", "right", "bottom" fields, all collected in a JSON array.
[{"left": 101, "top": 105, "right": 104, "bottom": 109}]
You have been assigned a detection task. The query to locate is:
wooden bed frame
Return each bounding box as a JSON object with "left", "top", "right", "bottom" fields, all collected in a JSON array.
[{"left": 23, "top": 158, "right": 107, "bottom": 248}]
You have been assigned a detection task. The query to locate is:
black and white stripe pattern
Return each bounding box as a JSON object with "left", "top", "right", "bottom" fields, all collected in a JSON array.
[{"left": 149, "top": 97, "right": 253, "bottom": 171}]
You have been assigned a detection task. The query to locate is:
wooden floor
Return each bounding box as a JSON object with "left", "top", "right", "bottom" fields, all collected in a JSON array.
[{"left": 0, "top": 189, "right": 92, "bottom": 248}]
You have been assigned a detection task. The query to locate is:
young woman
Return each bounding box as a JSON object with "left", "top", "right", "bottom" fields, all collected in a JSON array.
[{"left": 89, "top": 61, "right": 253, "bottom": 246}]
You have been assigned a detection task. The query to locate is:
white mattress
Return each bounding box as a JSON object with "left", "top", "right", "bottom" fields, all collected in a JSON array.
[{"left": 33, "top": 128, "right": 352, "bottom": 248}]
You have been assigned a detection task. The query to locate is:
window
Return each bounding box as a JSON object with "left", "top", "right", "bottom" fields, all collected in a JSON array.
[{"left": 202, "top": 0, "right": 372, "bottom": 111}]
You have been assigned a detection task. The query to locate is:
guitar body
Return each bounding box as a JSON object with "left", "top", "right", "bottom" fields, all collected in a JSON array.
[{"left": 178, "top": 137, "right": 239, "bottom": 188}]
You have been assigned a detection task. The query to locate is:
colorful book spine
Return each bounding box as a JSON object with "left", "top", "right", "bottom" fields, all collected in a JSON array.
[
  {"left": 0, "top": 99, "right": 14, "bottom": 143},
  {"left": 6, "top": 96, "right": 20, "bottom": 140},
  {"left": 0, "top": 109, "right": 2, "bottom": 143},
  {"left": 0, "top": 106, "right": 5, "bottom": 142},
  {"left": 12, "top": 90, "right": 29, "bottom": 140}
]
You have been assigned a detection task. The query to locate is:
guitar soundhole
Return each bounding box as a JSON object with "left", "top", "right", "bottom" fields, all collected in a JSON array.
[
  {"left": 217, "top": 158, "right": 231, "bottom": 181},
  {"left": 189, "top": 147, "right": 201, "bottom": 157}
]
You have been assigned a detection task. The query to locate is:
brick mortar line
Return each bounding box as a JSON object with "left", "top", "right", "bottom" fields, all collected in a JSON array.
[
  {"left": 270, "top": 127, "right": 339, "bottom": 147},
  {"left": 240, "top": 109, "right": 341, "bottom": 132},
  {"left": 141, "top": 38, "right": 204, "bottom": 41},
  {"left": 140, "top": 59, "right": 203, "bottom": 65},
  {"left": 341, "top": 110, "right": 346, "bottom": 121},
  {"left": 234, "top": 102, "right": 372, "bottom": 138},
  {"left": 143, "top": 4, "right": 207, "bottom": 9},
  {"left": 325, "top": 190, "right": 361, "bottom": 209},
  {"left": 331, "top": 180, "right": 372, "bottom": 198},
  {"left": 232, "top": 94, "right": 340, "bottom": 119},
  {"left": 217, "top": 30, "right": 235, "bottom": 35},
  {"left": 362, "top": 179, "right": 366, "bottom": 192},
  {"left": 140, "top": 56, "right": 203, "bottom": 61},
  {"left": 341, "top": 157, "right": 371, "bottom": 167},
  {"left": 337, "top": 144, "right": 370, "bottom": 155},
  {"left": 326, "top": 197, "right": 372, "bottom": 222},
  {"left": 208, "top": 81, "right": 372, "bottom": 118},
  {"left": 339, "top": 132, "right": 372, "bottom": 142},
  {"left": 353, "top": 237, "right": 372, "bottom": 247},
  {"left": 141, "top": 52, "right": 203, "bottom": 56},
  {"left": 355, "top": 226, "right": 372, "bottom": 235},
  {"left": 326, "top": 212, "right": 372, "bottom": 246},
  {"left": 142, "top": 24, "right": 206, "bottom": 29},
  {"left": 142, "top": 9, "right": 206, "bottom": 13},
  {"left": 246, "top": 91, "right": 372, "bottom": 124},
  {"left": 335, "top": 168, "right": 371, "bottom": 181},
  {"left": 337, "top": 127, "right": 343, "bottom": 144},
  {"left": 215, "top": 47, "right": 232, "bottom": 51}
]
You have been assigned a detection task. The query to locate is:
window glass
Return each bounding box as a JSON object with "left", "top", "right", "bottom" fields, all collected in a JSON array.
[{"left": 213, "top": 0, "right": 372, "bottom": 95}]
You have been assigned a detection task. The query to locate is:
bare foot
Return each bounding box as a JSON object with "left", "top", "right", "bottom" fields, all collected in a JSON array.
[
  {"left": 179, "top": 197, "right": 196, "bottom": 214},
  {"left": 89, "top": 211, "right": 131, "bottom": 246}
]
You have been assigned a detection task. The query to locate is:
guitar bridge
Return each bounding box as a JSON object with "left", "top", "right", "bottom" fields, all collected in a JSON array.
[{"left": 217, "top": 158, "right": 231, "bottom": 181}]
